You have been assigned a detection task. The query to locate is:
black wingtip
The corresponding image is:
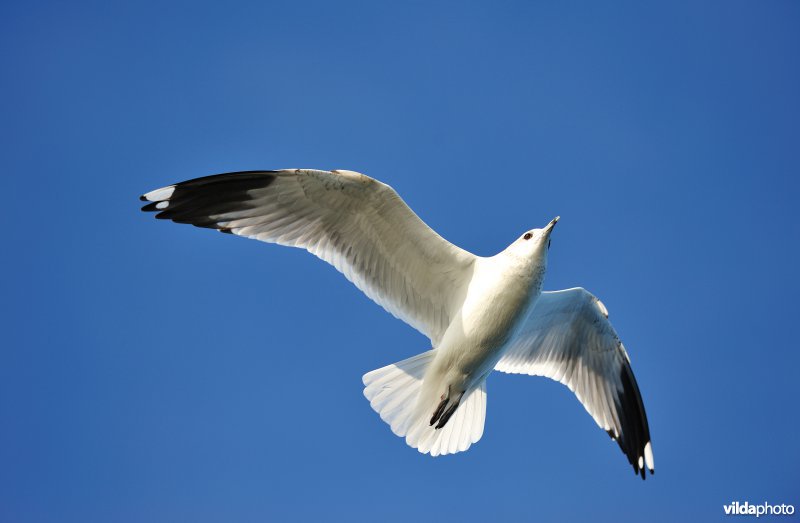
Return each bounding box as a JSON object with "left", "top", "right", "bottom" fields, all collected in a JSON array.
[
  {"left": 138, "top": 171, "right": 278, "bottom": 231},
  {"left": 139, "top": 194, "right": 148, "bottom": 201},
  {"left": 613, "top": 359, "right": 653, "bottom": 481},
  {"left": 141, "top": 201, "right": 162, "bottom": 212}
]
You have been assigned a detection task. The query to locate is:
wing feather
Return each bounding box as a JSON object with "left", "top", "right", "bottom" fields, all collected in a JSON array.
[
  {"left": 141, "top": 169, "right": 476, "bottom": 344},
  {"left": 496, "top": 287, "right": 654, "bottom": 479}
]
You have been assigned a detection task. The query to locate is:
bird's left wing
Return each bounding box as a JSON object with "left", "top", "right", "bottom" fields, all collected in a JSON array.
[
  {"left": 140, "top": 169, "right": 476, "bottom": 345},
  {"left": 495, "top": 287, "right": 654, "bottom": 479}
]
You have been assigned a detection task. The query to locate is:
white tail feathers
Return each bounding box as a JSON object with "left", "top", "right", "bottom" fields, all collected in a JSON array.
[{"left": 362, "top": 350, "right": 488, "bottom": 456}]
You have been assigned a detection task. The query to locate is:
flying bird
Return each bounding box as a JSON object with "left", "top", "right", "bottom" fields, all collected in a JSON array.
[{"left": 140, "top": 169, "right": 654, "bottom": 478}]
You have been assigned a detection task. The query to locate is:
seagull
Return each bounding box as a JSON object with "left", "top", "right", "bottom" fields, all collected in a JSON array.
[{"left": 140, "top": 168, "right": 654, "bottom": 478}]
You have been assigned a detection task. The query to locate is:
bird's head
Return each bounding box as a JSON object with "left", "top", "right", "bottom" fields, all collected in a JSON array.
[{"left": 505, "top": 216, "right": 560, "bottom": 263}]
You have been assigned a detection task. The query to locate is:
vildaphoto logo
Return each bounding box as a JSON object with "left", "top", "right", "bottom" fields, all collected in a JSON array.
[{"left": 723, "top": 501, "right": 795, "bottom": 517}]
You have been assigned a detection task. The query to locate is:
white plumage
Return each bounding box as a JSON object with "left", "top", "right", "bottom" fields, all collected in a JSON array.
[{"left": 141, "top": 168, "right": 654, "bottom": 478}]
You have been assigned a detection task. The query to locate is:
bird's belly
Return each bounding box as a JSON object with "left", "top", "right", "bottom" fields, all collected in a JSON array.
[{"left": 434, "top": 273, "right": 537, "bottom": 388}]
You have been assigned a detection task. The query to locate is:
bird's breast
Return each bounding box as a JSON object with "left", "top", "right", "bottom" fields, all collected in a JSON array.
[
  {"left": 434, "top": 257, "right": 541, "bottom": 383},
  {"left": 463, "top": 258, "right": 538, "bottom": 335}
]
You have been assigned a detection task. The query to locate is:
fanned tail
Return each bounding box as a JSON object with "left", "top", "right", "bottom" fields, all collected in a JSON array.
[{"left": 363, "top": 350, "right": 488, "bottom": 456}]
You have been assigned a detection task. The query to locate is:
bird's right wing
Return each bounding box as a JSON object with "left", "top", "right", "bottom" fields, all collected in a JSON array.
[
  {"left": 496, "top": 288, "right": 654, "bottom": 479},
  {"left": 140, "top": 169, "right": 476, "bottom": 345}
]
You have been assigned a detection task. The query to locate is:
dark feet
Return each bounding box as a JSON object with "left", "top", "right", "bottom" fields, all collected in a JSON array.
[{"left": 429, "top": 388, "right": 465, "bottom": 429}]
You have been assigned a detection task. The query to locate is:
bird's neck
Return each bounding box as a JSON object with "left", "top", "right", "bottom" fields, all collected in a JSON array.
[{"left": 496, "top": 250, "right": 547, "bottom": 294}]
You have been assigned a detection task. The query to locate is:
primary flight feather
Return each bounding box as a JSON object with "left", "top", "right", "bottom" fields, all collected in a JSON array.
[{"left": 140, "top": 168, "right": 654, "bottom": 479}]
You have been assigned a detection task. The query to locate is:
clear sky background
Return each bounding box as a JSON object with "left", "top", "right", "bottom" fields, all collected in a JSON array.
[{"left": 2, "top": 1, "right": 798, "bottom": 522}]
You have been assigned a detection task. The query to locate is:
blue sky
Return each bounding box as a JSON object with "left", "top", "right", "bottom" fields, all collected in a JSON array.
[{"left": 2, "top": 1, "right": 799, "bottom": 521}]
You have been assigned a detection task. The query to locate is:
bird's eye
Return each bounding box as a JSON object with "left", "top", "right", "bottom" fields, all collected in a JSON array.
[{"left": 523, "top": 232, "right": 533, "bottom": 240}]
